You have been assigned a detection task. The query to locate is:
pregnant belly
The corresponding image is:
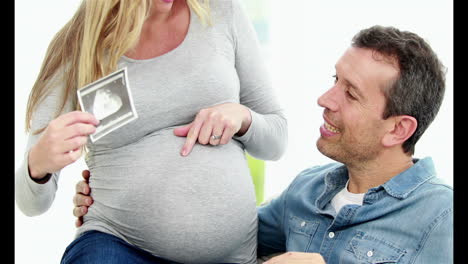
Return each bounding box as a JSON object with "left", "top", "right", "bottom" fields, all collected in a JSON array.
[{"left": 84, "top": 129, "right": 258, "bottom": 263}]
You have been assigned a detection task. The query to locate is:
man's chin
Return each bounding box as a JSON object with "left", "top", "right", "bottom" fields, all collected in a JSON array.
[{"left": 316, "top": 140, "right": 337, "bottom": 161}]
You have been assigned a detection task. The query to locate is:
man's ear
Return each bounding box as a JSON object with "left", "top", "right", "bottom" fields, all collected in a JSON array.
[{"left": 382, "top": 115, "right": 417, "bottom": 147}]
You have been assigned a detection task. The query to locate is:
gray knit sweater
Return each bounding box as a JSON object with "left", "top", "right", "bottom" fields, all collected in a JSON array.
[{"left": 15, "top": 1, "right": 287, "bottom": 263}]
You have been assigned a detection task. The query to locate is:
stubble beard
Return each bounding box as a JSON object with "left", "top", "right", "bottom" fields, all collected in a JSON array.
[{"left": 316, "top": 136, "right": 381, "bottom": 168}]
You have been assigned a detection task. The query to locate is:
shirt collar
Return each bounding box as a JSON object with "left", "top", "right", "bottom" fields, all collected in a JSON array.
[
  {"left": 379, "top": 157, "right": 436, "bottom": 199},
  {"left": 324, "top": 164, "right": 348, "bottom": 189},
  {"left": 317, "top": 164, "right": 348, "bottom": 210},
  {"left": 323, "top": 157, "right": 436, "bottom": 200}
]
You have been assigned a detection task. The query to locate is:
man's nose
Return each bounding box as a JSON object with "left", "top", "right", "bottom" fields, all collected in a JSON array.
[{"left": 317, "top": 86, "right": 339, "bottom": 112}]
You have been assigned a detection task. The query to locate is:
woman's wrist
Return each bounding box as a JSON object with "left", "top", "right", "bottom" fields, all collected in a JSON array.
[
  {"left": 237, "top": 106, "right": 252, "bottom": 136},
  {"left": 29, "top": 172, "right": 52, "bottom": 184},
  {"left": 27, "top": 146, "right": 49, "bottom": 181}
]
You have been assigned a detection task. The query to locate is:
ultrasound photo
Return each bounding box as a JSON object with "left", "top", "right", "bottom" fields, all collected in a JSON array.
[{"left": 77, "top": 67, "right": 138, "bottom": 142}]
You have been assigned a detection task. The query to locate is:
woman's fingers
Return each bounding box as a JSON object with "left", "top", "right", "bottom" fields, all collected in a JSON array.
[
  {"left": 58, "top": 136, "right": 89, "bottom": 154},
  {"left": 209, "top": 123, "right": 225, "bottom": 146},
  {"left": 180, "top": 117, "right": 203, "bottom": 156},
  {"left": 176, "top": 103, "right": 251, "bottom": 156},
  {"left": 198, "top": 113, "right": 216, "bottom": 145},
  {"left": 173, "top": 124, "right": 191, "bottom": 137},
  {"left": 55, "top": 111, "right": 99, "bottom": 128},
  {"left": 63, "top": 122, "right": 97, "bottom": 140}
]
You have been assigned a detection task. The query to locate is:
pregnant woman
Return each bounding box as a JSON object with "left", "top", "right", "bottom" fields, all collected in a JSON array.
[{"left": 15, "top": 0, "right": 287, "bottom": 263}]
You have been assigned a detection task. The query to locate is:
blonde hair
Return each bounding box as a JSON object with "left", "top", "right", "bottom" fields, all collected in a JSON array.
[{"left": 26, "top": 0, "right": 210, "bottom": 134}]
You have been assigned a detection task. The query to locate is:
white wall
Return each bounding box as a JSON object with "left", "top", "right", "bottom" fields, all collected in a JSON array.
[{"left": 15, "top": 1, "right": 452, "bottom": 263}]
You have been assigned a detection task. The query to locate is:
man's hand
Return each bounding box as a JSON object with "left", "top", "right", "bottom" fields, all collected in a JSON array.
[
  {"left": 264, "top": 252, "right": 326, "bottom": 264},
  {"left": 73, "top": 170, "right": 93, "bottom": 227}
]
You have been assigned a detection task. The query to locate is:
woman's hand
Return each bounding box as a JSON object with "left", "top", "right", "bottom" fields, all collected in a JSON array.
[
  {"left": 173, "top": 103, "right": 252, "bottom": 156},
  {"left": 73, "top": 170, "right": 94, "bottom": 227},
  {"left": 28, "top": 111, "right": 99, "bottom": 180}
]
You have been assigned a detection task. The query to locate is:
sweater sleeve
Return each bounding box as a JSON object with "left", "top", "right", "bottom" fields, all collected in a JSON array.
[
  {"left": 230, "top": 0, "right": 288, "bottom": 161},
  {"left": 15, "top": 70, "right": 74, "bottom": 216}
]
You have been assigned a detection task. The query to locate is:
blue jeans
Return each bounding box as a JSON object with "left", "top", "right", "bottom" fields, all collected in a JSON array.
[{"left": 61, "top": 230, "right": 181, "bottom": 264}]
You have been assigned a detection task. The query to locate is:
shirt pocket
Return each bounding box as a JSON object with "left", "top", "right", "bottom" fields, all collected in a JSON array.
[
  {"left": 344, "top": 231, "right": 407, "bottom": 264},
  {"left": 286, "top": 215, "right": 320, "bottom": 252}
]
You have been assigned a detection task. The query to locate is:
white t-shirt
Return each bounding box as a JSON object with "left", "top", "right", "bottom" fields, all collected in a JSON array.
[{"left": 331, "top": 180, "right": 365, "bottom": 213}]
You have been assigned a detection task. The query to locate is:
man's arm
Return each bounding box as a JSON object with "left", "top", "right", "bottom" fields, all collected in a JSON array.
[
  {"left": 412, "top": 208, "right": 453, "bottom": 263},
  {"left": 257, "top": 187, "right": 290, "bottom": 257}
]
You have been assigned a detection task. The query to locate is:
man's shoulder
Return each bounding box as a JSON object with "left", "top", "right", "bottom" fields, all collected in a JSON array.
[
  {"left": 419, "top": 177, "right": 453, "bottom": 204},
  {"left": 415, "top": 157, "right": 453, "bottom": 201},
  {"left": 426, "top": 177, "right": 453, "bottom": 191},
  {"left": 400, "top": 175, "right": 453, "bottom": 219}
]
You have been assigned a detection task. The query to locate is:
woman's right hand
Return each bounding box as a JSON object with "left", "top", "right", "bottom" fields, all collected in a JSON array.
[
  {"left": 73, "top": 170, "right": 94, "bottom": 227},
  {"left": 28, "top": 111, "right": 99, "bottom": 180}
]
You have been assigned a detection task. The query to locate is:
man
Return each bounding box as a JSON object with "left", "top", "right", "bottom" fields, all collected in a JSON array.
[
  {"left": 73, "top": 25, "right": 452, "bottom": 263},
  {"left": 257, "top": 25, "right": 452, "bottom": 263}
]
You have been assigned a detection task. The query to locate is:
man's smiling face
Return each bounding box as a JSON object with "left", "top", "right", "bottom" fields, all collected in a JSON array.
[{"left": 316, "top": 47, "right": 399, "bottom": 166}]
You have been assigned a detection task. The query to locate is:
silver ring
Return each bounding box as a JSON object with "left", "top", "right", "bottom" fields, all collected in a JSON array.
[{"left": 211, "top": 134, "right": 221, "bottom": 140}]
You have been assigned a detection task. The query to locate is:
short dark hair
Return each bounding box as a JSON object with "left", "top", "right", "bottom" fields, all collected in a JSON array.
[{"left": 352, "top": 25, "right": 446, "bottom": 155}]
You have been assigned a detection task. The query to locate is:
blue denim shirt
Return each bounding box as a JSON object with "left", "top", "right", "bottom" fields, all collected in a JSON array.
[{"left": 257, "top": 157, "right": 453, "bottom": 263}]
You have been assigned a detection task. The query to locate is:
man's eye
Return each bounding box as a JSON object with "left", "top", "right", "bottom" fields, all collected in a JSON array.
[
  {"left": 346, "top": 90, "right": 357, "bottom": 100},
  {"left": 332, "top": 75, "right": 338, "bottom": 83}
]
